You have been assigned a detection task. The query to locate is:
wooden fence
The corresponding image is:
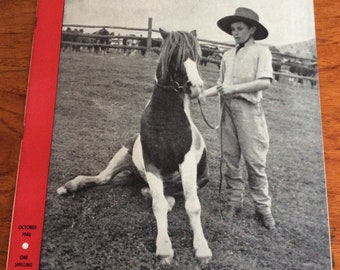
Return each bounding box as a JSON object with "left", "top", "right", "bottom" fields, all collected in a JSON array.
[
  {"left": 61, "top": 18, "right": 318, "bottom": 84},
  {"left": 62, "top": 18, "right": 235, "bottom": 60}
]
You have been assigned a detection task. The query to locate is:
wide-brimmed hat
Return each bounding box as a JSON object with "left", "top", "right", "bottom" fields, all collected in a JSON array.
[{"left": 217, "top": 7, "right": 268, "bottom": 40}]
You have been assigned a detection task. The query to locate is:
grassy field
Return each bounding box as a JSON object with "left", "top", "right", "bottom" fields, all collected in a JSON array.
[{"left": 40, "top": 52, "right": 331, "bottom": 269}]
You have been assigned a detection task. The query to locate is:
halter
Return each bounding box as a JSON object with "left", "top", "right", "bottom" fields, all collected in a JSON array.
[{"left": 155, "top": 79, "right": 191, "bottom": 95}]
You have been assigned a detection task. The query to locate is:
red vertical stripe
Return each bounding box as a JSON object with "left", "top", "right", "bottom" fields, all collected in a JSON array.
[{"left": 7, "top": 0, "right": 64, "bottom": 269}]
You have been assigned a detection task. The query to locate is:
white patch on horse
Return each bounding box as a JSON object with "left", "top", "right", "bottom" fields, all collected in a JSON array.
[
  {"left": 132, "top": 134, "right": 146, "bottom": 180},
  {"left": 183, "top": 97, "right": 206, "bottom": 158},
  {"left": 184, "top": 58, "right": 203, "bottom": 99}
]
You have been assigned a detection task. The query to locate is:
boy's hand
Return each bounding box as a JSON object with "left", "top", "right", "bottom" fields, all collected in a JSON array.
[{"left": 217, "top": 84, "right": 235, "bottom": 96}]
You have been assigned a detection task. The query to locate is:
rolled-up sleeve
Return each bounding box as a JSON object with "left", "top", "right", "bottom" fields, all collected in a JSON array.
[{"left": 256, "top": 47, "right": 273, "bottom": 81}]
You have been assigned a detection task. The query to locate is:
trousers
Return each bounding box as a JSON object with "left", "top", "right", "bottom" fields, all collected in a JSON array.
[{"left": 220, "top": 97, "right": 272, "bottom": 214}]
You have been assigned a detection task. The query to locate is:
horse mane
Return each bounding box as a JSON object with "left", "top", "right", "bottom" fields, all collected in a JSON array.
[{"left": 158, "top": 31, "right": 201, "bottom": 82}]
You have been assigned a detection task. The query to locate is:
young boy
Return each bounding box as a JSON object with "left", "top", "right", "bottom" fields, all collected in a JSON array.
[{"left": 202, "top": 7, "right": 275, "bottom": 230}]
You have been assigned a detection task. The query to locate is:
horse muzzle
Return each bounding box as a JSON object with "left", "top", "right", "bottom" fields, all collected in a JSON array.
[
  {"left": 187, "top": 81, "right": 204, "bottom": 100},
  {"left": 183, "top": 58, "right": 204, "bottom": 99}
]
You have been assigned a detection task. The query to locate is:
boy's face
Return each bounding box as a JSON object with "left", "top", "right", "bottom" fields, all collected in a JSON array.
[{"left": 230, "top": 22, "right": 256, "bottom": 44}]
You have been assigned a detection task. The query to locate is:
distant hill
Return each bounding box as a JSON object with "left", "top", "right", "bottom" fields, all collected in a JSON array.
[{"left": 276, "top": 39, "right": 317, "bottom": 59}]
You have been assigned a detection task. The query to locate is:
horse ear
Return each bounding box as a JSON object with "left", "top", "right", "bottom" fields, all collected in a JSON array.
[
  {"left": 190, "top": 30, "right": 197, "bottom": 37},
  {"left": 159, "top": 28, "right": 169, "bottom": 39}
]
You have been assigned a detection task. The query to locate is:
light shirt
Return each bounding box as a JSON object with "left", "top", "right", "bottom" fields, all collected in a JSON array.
[{"left": 217, "top": 40, "right": 273, "bottom": 104}]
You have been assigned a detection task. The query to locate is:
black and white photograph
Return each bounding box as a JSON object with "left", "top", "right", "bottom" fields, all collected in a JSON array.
[{"left": 40, "top": 0, "right": 331, "bottom": 269}]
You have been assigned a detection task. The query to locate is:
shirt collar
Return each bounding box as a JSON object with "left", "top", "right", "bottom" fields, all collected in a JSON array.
[{"left": 236, "top": 38, "right": 255, "bottom": 49}]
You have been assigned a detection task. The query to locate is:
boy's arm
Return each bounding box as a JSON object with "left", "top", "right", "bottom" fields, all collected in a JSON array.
[
  {"left": 201, "top": 85, "right": 219, "bottom": 98},
  {"left": 217, "top": 78, "right": 271, "bottom": 97},
  {"left": 200, "top": 77, "right": 270, "bottom": 99}
]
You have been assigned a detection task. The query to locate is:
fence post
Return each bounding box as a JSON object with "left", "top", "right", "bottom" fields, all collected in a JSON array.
[{"left": 146, "top": 18, "right": 152, "bottom": 56}]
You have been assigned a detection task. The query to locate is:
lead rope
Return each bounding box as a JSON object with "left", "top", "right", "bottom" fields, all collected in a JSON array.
[
  {"left": 197, "top": 96, "right": 225, "bottom": 220},
  {"left": 218, "top": 111, "right": 224, "bottom": 220},
  {"left": 197, "top": 98, "right": 219, "bottom": 130}
]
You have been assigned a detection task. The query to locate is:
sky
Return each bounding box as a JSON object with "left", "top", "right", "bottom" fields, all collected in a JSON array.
[{"left": 63, "top": 0, "right": 316, "bottom": 46}]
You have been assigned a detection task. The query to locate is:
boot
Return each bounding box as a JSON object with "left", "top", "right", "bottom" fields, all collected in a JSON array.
[{"left": 255, "top": 211, "right": 276, "bottom": 230}]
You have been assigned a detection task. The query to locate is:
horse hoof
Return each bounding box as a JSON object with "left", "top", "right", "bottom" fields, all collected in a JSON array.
[
  {"left": 158, "top": 256, "right": 173, "bottom": 265},
  {"left": 56, "top": 186, "right": 68, "bottom": 195},
  {"left": 197, "top": 256, "right": 211, "bottom": 265}
]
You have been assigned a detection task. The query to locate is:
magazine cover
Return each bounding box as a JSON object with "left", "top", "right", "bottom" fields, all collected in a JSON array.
[{"left": 7, "top": 0, "right": 331, "bottom": 269}]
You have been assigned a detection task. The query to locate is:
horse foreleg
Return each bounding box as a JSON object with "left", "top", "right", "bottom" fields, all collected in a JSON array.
[
  {"left": 179, "top": 152, "right": 212, "bottom": 261},
  {"left": 57, "top": 146, "right": 133, "bottom": 195},
  {"left": 145, "top": 171, "right": 174, "bottom": 264}
]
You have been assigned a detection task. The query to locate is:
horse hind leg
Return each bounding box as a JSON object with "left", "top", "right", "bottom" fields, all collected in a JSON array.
[{"left": 57, "top": 146, "right": 133, "bottom": 195}]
